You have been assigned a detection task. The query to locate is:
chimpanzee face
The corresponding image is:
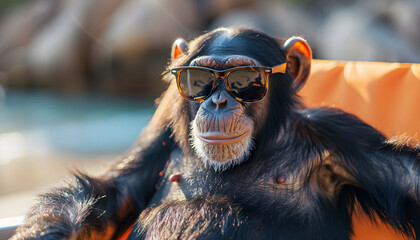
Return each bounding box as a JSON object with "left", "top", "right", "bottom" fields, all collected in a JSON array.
[{"left": 170, "top": 28, "right": 311, "bottom": 172}]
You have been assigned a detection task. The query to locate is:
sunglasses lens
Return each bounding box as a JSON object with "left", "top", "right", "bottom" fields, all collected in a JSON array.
[
  {"left": 178, "top": 69, "right": 214, "bottom": 100},
  {"left": 227, "top": 69, "right": 267, "bottom": 101}
]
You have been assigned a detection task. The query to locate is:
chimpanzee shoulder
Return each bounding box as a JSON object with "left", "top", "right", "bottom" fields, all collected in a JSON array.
[{"left": 293, "top": 107, "right": 386, "bottom": 152}]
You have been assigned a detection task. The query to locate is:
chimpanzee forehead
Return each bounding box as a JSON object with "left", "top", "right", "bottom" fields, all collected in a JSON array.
[
  {"left": 201, "top": 30, "right": 284, "bottom": 67},
  {"left": 208, "top": 33, "right": 253, "bottom": 55}
]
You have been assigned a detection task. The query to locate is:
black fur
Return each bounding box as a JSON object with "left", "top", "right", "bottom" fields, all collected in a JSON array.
[{"left": 12, "top": 27, "right": 420, "bottom": 240}]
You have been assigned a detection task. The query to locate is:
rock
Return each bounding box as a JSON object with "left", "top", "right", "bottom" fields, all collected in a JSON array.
[
  {"left": 0, "top": 0, "right": 60, "bottom": 59},
  {"left": 0, "top": 0, "right": 418, "bottom": 93},
  {"left": 92, "top": 0, "right": 202, "bottom": 94},
  {"left": 318, "top": 6, "right": 420, "bottom": 62},
  {"left": 0, "top": 0, "right": 61, "bottom": 88},
  {"left": 388, "top": 0, "right": 420, "bottom": 50}
]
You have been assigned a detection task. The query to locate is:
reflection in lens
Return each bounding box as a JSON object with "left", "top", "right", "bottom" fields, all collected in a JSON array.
[
  {"left": 179, "top": 69, "right": 214, "bottom": 99},
  {"left": 228, "top": 69, "right": 266, "bottom": 101}
]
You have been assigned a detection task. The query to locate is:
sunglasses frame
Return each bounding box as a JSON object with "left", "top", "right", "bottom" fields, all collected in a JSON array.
[{"left": 170, "top": 63, "right": 287, "bottom": 102}]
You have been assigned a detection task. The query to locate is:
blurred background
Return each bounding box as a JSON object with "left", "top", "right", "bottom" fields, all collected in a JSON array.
[{"left": 0, "top": 0, "right": 419, "bottom": 225}]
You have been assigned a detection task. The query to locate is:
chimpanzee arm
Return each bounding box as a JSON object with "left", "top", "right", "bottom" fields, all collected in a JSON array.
[
  {"left": 11, "top": 127, "right": 174, "bottom": 240},
  {"left": 298, "top": 107, "right": 420, "bottom": 237},
  {"left": 11, "top": 87, "right": 180, "bottom": 240},
  {"left": 12, "top": 175, "right": 128, "bottom": 240}
]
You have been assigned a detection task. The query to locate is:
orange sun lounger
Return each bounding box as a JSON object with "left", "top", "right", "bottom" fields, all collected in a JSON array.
[
  {"left": 119, "top": 60, "right": 420, "bottom": 240},
  {"left": 301, "top": 59, "right": 420, "bottom": 240}
]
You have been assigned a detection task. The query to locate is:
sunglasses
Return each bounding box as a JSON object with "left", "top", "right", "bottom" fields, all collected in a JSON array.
[{"left": 170, "top": 63, "right": 287, "bottom": 102}]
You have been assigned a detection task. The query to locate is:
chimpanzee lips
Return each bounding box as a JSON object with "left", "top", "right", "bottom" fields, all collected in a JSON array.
[{"left": 198, "top": 131, "right": 249, "bottom": 144}]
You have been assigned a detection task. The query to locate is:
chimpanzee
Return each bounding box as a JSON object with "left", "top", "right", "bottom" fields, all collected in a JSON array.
[{"left": 12, "top": 27, "right": 420, "bottom": 240}]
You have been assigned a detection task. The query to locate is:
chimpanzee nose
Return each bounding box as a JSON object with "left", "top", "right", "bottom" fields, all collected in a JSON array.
[
  {"left": 202, "top": 89, "right": 238, "bottom": 112},
  {"left": 211, "top": 93, "right": 227, "bottom": 110}
]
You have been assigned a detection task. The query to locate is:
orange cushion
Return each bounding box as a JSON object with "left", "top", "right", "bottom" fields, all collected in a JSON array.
[
  {"left": 301, "top": 59, "right": 420, "bottom": 240},
  {"left": 302, "top": 60, "right": 420, "bottom": 142}
]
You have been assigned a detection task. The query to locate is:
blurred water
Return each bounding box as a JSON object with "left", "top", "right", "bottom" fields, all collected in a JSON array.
[{"left": 0, "top": 90, "right": 155, "bottom": 162}]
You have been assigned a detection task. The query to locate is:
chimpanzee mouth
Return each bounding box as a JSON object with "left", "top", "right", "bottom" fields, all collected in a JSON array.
[{"left": 198, "top": 131, "right": 249, "bottom": 144}]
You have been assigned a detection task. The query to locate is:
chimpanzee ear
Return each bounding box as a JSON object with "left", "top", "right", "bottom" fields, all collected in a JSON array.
[
  {"left": 283, "top": 37, "right": 312, "bottom": 91},
  {"left": 171, "top": 38, "right": 189, "bottom": 62}
]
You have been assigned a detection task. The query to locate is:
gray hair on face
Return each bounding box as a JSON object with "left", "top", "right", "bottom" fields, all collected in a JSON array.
[{"left": 190, "top": 119, "right": 254, "bottom": 172}]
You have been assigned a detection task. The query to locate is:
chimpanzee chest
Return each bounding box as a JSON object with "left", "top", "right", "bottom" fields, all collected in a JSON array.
[
  {"left": 148, "top": 148, "right": 315, "bottom": 217},
  {"left": 141, "top": 149, "right": 347, "bottom": 239}
]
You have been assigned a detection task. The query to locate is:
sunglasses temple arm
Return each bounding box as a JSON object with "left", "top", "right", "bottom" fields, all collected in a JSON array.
[{"left": 271, "top": 62, "right": 287, "bottom": 74}]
